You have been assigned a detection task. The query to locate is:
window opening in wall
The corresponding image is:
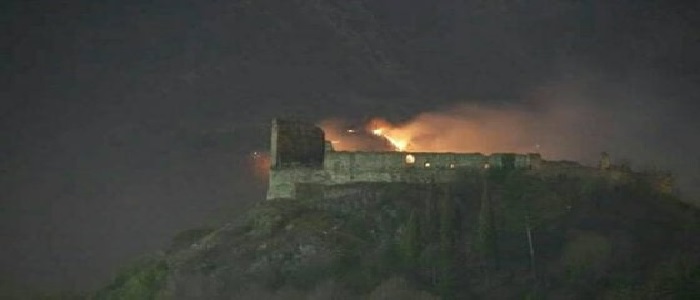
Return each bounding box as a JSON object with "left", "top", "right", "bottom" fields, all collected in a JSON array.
[
  {"left": 424, "top": 162, "right": 431, "bottom": 168},
  {"left": 450, "top": 163, "right": 455, "bottom": 169},
  {"left": 405, "top": 154, "right": 416, "bottom": 164},
  {"left": 484, "top": 163, "right": 490, "bottom": 169}
]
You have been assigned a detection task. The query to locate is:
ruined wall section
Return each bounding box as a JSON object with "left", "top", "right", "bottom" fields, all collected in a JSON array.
[
  {"left": 270, "top": 119, "right": 325, "bottom": 169},
  {"left": 267, "top": 119, "right": 326, "bottom": 200},
  {"left": 264, "top": 118, "right": 646, "bottom": 200},
  {"left": 267, "top": 148, "right": 541, "bottom": 199},
  {"left": 323, "top": 152, "right": 539, "bottom": 172},
  {"left": 321, "top": 152, "right": 539, "bottom": 184},
  {"left": 266, "top": 118, "right": 546, "bottom": 200},
  {"left": 267, "top": 168, "right": 328, "bottom": 200}
]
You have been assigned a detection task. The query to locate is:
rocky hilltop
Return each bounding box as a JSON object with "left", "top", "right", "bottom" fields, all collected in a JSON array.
[{"left": 96, "top": 165, "right": 699, "bottom": 299}]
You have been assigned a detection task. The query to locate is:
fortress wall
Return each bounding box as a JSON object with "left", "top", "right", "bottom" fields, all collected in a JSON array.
[
  {"left": 516, "top": 154, "right": 533, "bottom": 167},
  {"left": 409, "top": 153, "right": 461, "bottom": 168},
  {"left": 324, "top": 152, "right": 404, "bottom": 172},
  {"left": 321, "top": 151, "right": 493, "bottom": 189},
  {"left": 323, "top": 151, "right": 537, "bottom": 171},
  {"left": 267, "top": 168, "right": 328, "bottom": 199},
  {"left": 268, "top": 166, "right": 465, "bottom": 199},
  {"left": 267, "top": 152, "right": 540, "bottom": 199},
  {"left": 406, "top": 152, "right": 487, "bottom": 168},
  {"left": 325, "top": 151, "right": 490, "bottom": 171},
  {"left": 293, "top": 169, "right": 464, "bottom": 200},
  {"left": 266, "top": 119, "right": 543, "bottom": 199},
  {"left": 450, "top": 154, "right": 487, "bottom": 167}
]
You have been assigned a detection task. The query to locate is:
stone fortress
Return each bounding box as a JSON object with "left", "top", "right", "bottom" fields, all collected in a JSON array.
[{"left": 267, "top": 119, "right": 548, "bottom": 200}]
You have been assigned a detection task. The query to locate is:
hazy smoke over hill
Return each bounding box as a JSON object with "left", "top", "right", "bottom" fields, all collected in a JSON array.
[{"left": 322, "top": 80, "right": 700, "bottom": 203}]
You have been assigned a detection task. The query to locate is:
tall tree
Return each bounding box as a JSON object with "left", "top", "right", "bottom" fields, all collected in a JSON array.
[
  {"left": 476, "top": 171, "right": 499, "bottom": 272},
  {"left": 438, "top": 187, "right": 457, "bottom": 298},
  {"left": 399, "top": 210, "right": 421, "bottom": 270}
]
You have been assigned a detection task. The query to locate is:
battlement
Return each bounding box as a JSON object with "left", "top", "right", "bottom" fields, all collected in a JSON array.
[{"left": 266, "top": 119, "right": 543, "bottom": 199}]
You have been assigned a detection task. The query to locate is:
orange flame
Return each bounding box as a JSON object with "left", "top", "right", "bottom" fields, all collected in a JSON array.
[{"left": 368, "top": 118, "right": 411, "bottom": 151}]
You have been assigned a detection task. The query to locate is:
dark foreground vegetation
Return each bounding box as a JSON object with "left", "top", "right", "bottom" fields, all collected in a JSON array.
[{"left": 96, "top": 168, "right": 700, "bottom": 299}]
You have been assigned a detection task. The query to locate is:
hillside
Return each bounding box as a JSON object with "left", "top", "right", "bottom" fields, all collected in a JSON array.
[{"left": 95, "top": 167, "right": 700, "bottom": 299}]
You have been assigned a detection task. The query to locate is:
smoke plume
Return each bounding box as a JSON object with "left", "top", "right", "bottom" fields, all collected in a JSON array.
[{"left": 320, "top": 81, "right": 700, "bottom": 203}]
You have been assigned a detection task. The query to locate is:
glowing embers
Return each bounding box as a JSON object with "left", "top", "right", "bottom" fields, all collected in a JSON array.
[{"left": 405, "top": 154, "right": 416, "bottom": 164}]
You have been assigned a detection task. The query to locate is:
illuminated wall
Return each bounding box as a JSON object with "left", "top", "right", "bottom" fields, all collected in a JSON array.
[{"left": 266, "top": 119, "right": 542, "bottom": 200}]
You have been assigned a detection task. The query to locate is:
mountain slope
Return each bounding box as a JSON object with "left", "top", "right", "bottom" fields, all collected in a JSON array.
[{"left": 95, "top": 167, "right": 700, "bottom": 299}]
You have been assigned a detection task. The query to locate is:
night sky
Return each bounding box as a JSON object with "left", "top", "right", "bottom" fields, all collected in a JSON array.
[{"left": 2, "top": 0, "right": 699, "bottom": 292}]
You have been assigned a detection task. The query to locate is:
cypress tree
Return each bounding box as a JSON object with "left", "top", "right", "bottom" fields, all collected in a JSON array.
[
  {"left": 399, "top": 210, "right": 421, "bottom": 269},
  {"left": 438, "top": 187, "right": 457, "bottom": 298},
  {"left": 476, "top": 172, "right": 498, "bottom": 271}
]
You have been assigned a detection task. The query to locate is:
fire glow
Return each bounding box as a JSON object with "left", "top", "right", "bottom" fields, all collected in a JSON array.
[
  {"left": 320, "top": 102, "right": 579, "bottom": 156},
  {"left": 320, "top": 95, "right": 629, "bottom": 160},
  {"left": 369, "top": 120, "right": 410, "bottom": 151}
]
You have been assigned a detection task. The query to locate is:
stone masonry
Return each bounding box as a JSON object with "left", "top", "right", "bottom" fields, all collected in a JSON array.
[{"left": 266, "top": 119, "right": 543, "bottom": 200}]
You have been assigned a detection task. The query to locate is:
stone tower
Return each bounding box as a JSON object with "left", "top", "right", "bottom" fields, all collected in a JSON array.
[{"left": 270, "top": 119, "right": 325, "bottom": 169}]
